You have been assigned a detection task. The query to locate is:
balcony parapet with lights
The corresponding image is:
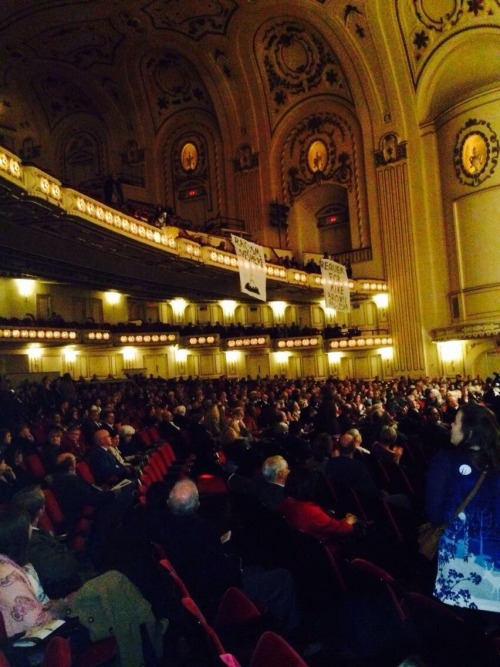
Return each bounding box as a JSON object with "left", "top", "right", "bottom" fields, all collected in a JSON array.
[
  {"left": 326, "top": 335, "right": 393, "bottom": 350},
  {"left": 115, "top": 332, "right": 178, "bottom": 346},
  {"left": 431, "top": 322, "right": 500, "bottom": 342},
  {"left": 0, "top": 326, "right": 78, "bottom": 343},
  {"left": 182, "top": 334, "right": 220, "bottom": 347},
  {"left": 224, "top": 335, "right": 270, "bottom": 350},
  {"left": 275, "top": 336, "right": 322, "bottom": 350}
]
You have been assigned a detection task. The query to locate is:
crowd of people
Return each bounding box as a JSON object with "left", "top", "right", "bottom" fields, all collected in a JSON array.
[{"left": 0, "top": 370, "right": 499, "bottom": 665}]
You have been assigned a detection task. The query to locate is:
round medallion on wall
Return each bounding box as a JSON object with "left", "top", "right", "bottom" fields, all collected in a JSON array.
[
  {"left": 307, "top": 139, "right": 328, "bottom": 174},
  {"left": 180, "top": 142, "right": 198, "bottom": 172},
  {"left": 454, "top": 120, "right": 499, "bottom": 187}
]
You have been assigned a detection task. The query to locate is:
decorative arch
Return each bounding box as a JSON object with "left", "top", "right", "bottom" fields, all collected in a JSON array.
[{"left": 57, "top": 123, "right": 107, "bottom": 197}]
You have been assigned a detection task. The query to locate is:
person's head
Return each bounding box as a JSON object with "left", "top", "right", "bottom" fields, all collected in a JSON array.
[
  {"left": 56, "top": 452, "right": 77, "bottom": 473},
  {"left": 11, "top": 485, "right": 45, "bottom": 525},
  {"left": 111, "top": 433, "right": 120, "bottom": 448},
  {"left": 284, "top": 468, "right": 317, "bottom": 502},
  {"left": 119, "top": 425, "right": 135, "bottom": 441},
  {"left": 0, "top": 506, "right": 31, "bottom": 565},
  {"left": 47, "top": 428, "right": 63, "bottom": 446},
  {"left": 0, "top": 429, "right": 12, "bottom": 447},
  {"left": 94, "top": 429, "right": 113, "bottom": 448},
  {"left": 339, "top": 433, "right": 356, "bottom": 457},
  {"left": 345, "top": 428, "right": 362, "bottom": 447},
  {"left": 102, "top": 410, "right": 115, "bottom": 425},
  {"left": 379, "top": 425, "right": 398, "bottom": 446},
  {"left": 66, "top": 425, "right": 82, "bottom": 443},
  {"left": 451, "top": 403, "right": 500, "bottom": 470},
  {"left": 312, "top": 432, "right": 333, "bottom": 460},
  {"left": 262, "top": 455, "right": 289, "bottom": 485},
  {"left": 167, "top": 479, "right": 200, "bottom": 516}
]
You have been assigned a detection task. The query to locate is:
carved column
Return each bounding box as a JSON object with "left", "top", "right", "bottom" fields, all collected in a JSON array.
[{"left": 375, "top": 133, "right": 426, "bottom": 375}]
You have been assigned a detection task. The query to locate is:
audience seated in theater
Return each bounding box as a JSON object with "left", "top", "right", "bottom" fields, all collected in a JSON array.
[
  {"left": 282, "top": 420, "right": 312, "bottom": 464},
  {"left": 39, "top": 427, "right": 64, "bottom": 474},
  {"left": 12, "top": 423, "right": 38, "bottom": 457},
  {"left": 325, "top": 431, "right": 381, "bottom": 500},
  {"left": 88, "top": 429, "right": 133, "bottom": 486},
  {"left": 82, "top": 405, "right": 102, "bottom": 445},
  {"left": 248, "top": 455, "right": 290, "bottom": 511},
  {"left": 147, "top": 478, "right": 300, "bottom": 630},
  {"left": 371, "top": 426, "right": 404, "bottom": 465},
  {"left": 100, "top": 409, "right": 119, "bottom": 438},
  {"left": 305, "top": 433, "right": 335, "bottom": 474},
  {"left": 61, "top": 424, "right": 87, "bottom": 460},
  {"left": 280, "top": 468, "right": 357, "bottom": 546},
  {"left": 11, "top": 485, "right": 94, "bottom": 598}
]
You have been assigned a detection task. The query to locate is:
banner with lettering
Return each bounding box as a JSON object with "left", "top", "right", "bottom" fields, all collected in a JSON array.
[
  {"left": 231, "top": 234, "right": 267, "bottom": 302},
  {"left": 320, "top": 258, "right": 351, "bottom": 312}
]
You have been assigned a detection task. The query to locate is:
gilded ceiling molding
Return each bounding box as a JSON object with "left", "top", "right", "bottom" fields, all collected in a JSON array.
[
  {"left": 374, "top": 132, "right": 407, "bottom": 167},
  {"left": 25, "top": 19, "right": 124, "bottom": 69},
  {"left": 453, "top": 118, "right": 499, "bottom": 187},
  {"left": 396, "top": 0, "right": 500, "bottom": 88},
  {"left": 255, "top": 19, "right": 352, "bottom": 132},
  {"left": 141, "top": 50, "right": 214, "bottom": 132},
  {"left": 233, "top": 144, "right": 259, "bottom": 173},
  {"left": 142, "top": 0, "right": 237, "bottom": 40},
  {"left": 284, "top": 113, "right": 353, "bottom": 202}
]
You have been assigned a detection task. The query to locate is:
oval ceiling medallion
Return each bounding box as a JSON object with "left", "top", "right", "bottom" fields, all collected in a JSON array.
[{"left": 414, "top": 0, "right": 462, "bottom": 31}]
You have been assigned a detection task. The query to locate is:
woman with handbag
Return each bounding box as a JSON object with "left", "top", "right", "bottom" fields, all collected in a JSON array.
[{"left": 425, "top": 403, "right": 500, "bottom": 615}]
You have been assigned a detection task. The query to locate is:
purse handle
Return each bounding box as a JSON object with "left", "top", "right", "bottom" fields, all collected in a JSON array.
[{"left": 448, "top": 467, "right": 488, "bottom": 526}]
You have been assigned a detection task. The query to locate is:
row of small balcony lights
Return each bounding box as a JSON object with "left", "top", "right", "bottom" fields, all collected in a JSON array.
[{"left": 0, "top": 147, "right": 388, "bottom": 293}]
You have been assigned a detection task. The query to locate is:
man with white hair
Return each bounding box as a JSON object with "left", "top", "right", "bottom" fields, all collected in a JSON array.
[
  {"left": 249, "top": 455, "right": 290, "bottom": 511},
  {"left": 151, "top": 478, "right": 299, "bottom": 630}
]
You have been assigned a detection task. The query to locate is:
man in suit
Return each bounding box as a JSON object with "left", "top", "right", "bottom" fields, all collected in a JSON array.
[
  {"left": 88, "top": 429, "right": 132, "bottom": 486},
  {"left": 250, "top": 455, "right": 290, "bottom": 511}
]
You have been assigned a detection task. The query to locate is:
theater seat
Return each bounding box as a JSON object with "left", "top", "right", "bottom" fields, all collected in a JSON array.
[{"left": 249, "top": 631, "right": 308, "bottom": 667}]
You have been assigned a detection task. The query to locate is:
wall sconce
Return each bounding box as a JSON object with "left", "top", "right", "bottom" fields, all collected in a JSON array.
[
  {"left": 225, "top": 350, "right": 239, "bottom": 363},
  {"left": 219, "top": 300, "right": 237, "bottom": 320},
  {"left": 379, "top": 346, "right": 393, "bottom": 361},
  {"left": 105, "top": 291, "right": 121, "bottom": 305},
  {"left": 328, "top": 351, "right": 342, "bottom": 377},
  {"left": 28, "top": 344, "right": 42, "bottom": 361},
  {"left": 16, "top": 279, "right": 36, "bottom": 299},
  {"left": 122, "top": 347, "right": 137, "bottom": 368},
  {"left": 438, "top": 340, "right": 463, "bottom": 363},
  {"left": 170, "top": 298, "right": 188, "bottom": 320},
  {"left": 372, "top": 293, "right": 389, "bottom": 309},
  {"left": 174, "top": 347, "right": 188, "bottom": 363},
  {"left": 270, "top": 301, "right": 287, "bottom": 323},
  {"left": 320, "top": 299, "right": 336, "bottom": 323},
  {"left": 64, "top": 348, "right": 78, "bottom": 363}
]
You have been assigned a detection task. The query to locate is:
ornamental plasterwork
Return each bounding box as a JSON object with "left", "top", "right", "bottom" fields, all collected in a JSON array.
[
  {"left": 431, "top": 322, "right": 500, "bottom": 341},
  {"left": 172, "top": 135, "right": 208, "bottom": 187},
  {"left": 374, "top": 133, "right": 408, "bottom": 167},
  {"left": 453, "top": 118, "right": 499, "bottom": 186},
  {"left": 32, "top": 76, "right": 101, "bottom": 130},
  {"left": 142, "top": 0, "right": 237, "bottom": 40},
  {"left": 255, "top": 20, "right": 352, "bottom": 131},
  {"left": 396, "top": 0, "right": 500, "bottom": 87},
  {"left": 26, "top": 19, "right": 124, "bottom": 69},
  {"left": 141, "top": 51, "right": 214, "bottom": 132}
]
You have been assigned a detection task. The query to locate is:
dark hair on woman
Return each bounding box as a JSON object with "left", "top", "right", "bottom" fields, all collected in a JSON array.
[
  {"left": 0, "top": 506, "right": 31, "bottom": 565},
  {"left": 284, "top": 468, "right": 317, "bottom": 502},
  {"left": 458, "top": 403, "right": 500, "bottom": 471}
]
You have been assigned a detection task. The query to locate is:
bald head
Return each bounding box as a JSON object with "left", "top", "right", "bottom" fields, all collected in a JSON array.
[
  {"left": 167, "top": 479, "right": 200, "bottom": 515},
  {"left": 94, "top": 429, "right": 112, "bottom": 447}
]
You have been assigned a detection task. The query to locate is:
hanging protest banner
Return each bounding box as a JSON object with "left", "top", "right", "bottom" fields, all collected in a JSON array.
[
  {"left": 320, "top": 258, "right": 351, "bottom": 312},
  {"left": 231, "top": 234, "right": 267, "bottom": 302}
]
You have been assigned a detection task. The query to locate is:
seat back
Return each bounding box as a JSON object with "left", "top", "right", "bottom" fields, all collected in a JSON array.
[
  {"left": 76, "top": 460, "right": 96, "bottom": 485},
  {"left": 42, "top": 636, "right": 71, "bottom": 667},
  {"left": 214, "top": 587, "right": 261, "bottom": 628},
  {"left": 25, "top": 453, "right": 46, "bottom": 479},
  {"left": 42, "top": 488, "right": 65, "bottom": 532},
  {"left": 249, "top": 631, "right": 308, "bottom": 667},
  {"left": 181, "top": 596, "right": 226, "bottom": 660}
]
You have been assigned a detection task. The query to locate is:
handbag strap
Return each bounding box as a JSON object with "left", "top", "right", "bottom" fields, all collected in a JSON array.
[{"left": 448, "top": 468, "right": 488, "bottom": 525}]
